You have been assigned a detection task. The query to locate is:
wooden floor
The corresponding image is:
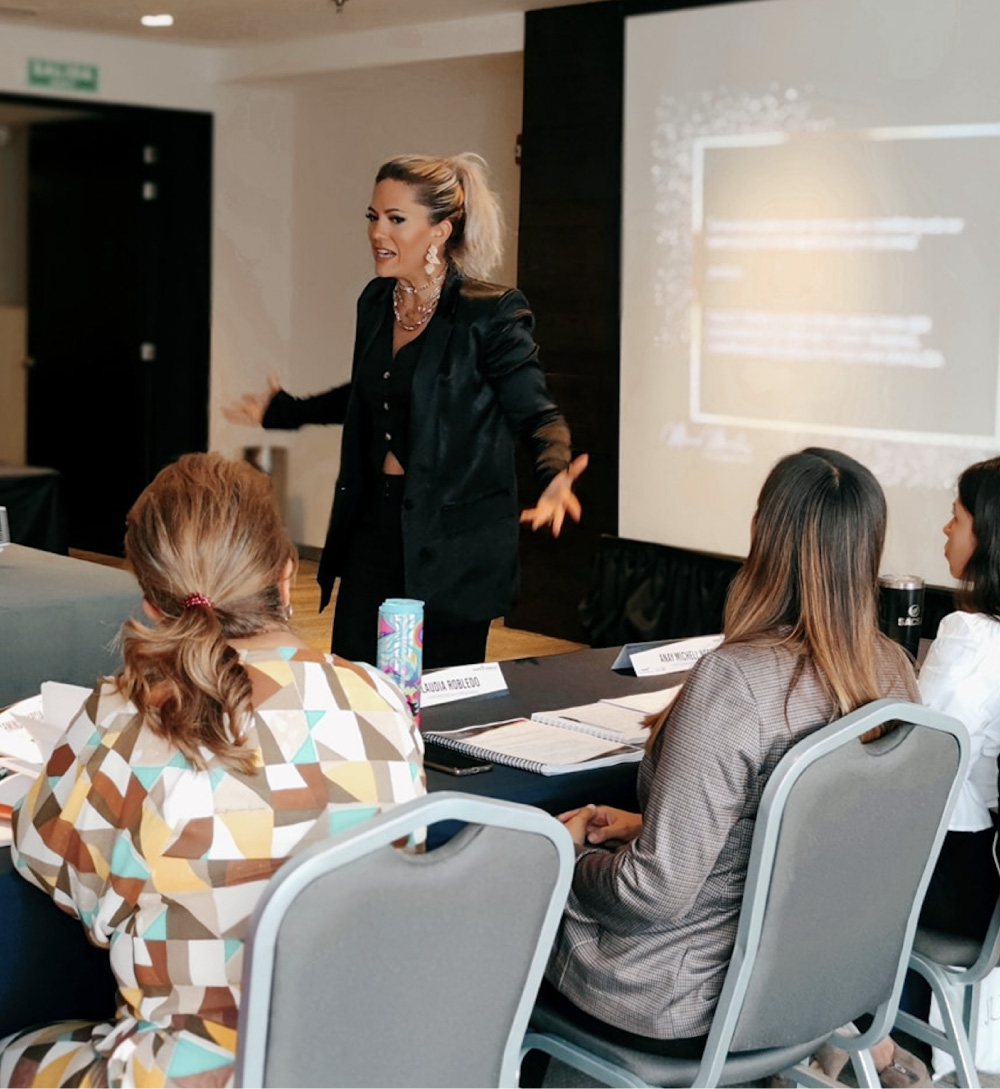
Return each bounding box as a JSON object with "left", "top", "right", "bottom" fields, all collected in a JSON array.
[{"left": 71, "top": 551, "right": 585, "bottom": 662}]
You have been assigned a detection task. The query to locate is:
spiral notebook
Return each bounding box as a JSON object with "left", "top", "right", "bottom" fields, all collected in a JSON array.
[
  {"left": 422, "top": 718, "right": 644, "bottom": 776},
  {"left": 526, "top": 684, "right": 682, "bottom": 746}
]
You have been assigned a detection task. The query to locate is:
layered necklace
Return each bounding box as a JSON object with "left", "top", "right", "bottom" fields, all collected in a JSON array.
[{"left": 392, "top": 270, "right": 446, "bottom": 332}]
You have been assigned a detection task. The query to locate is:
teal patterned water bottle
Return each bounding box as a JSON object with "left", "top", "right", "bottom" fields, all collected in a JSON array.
[{"left": 376, "top": 598, "right": 424, "bottom": 725}]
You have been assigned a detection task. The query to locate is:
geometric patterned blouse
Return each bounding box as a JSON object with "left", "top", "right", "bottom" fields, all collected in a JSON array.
[{"left": 0, "top": 647, "right": 425, "bottom": 1088}]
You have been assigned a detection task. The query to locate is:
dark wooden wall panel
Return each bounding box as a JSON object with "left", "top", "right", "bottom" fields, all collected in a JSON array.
[{"left": 509, "top": 1, "right": 625, "bottom": 640}]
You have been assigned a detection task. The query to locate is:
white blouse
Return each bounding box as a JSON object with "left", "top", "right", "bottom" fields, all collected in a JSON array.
[{"left": 919, "top": 611, "right": 1000, "bottom": 832}]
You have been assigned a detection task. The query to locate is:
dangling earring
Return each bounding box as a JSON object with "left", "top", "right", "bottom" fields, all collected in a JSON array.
[{"left": 424, "top": 243, "right": 440, "bottom": 277}]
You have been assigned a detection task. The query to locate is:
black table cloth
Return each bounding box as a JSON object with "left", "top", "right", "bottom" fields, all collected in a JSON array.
[{"left": 0, "top": 465, "right": 68, "bottom": 554}]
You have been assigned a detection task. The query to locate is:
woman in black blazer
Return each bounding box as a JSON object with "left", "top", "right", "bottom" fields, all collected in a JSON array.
[{"left": 225, "top": 153, "right": 586, "bottom": 667}]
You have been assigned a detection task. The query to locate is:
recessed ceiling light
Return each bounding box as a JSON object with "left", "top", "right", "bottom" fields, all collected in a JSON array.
[{"left": 140, "top": 13, "right": 174, "bottom": 27}]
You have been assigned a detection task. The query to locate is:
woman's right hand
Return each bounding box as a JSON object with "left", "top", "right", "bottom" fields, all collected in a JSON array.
[
  {"left": 559, "top": 804, "right": 643, "bottom": 846},
  {"left": 222, "top": 373, "right": 282, "bottom": 427}
]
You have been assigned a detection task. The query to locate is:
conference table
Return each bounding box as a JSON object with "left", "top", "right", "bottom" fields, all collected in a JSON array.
[
  {"left": 0, "top": 544, "right": 143, "bottom": 706},
  {"left": 422, "top": 646, "right": 685, "bottom": 834},
  {"left": 0, "top": 643, "right": 684, "bottom": 1038},
  {"left": 0, "top": 545, "right": 141, "bottom": 1033}
]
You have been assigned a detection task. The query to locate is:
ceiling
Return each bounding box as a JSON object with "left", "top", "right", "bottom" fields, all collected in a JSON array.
[{"left": 0, "top": 0, "right": 604, "bottom": 46}]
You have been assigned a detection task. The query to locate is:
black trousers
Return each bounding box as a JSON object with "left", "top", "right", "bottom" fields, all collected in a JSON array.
[
  {"left": 920, "top": 827, "right": 1000, "bottom": 939},
  {"left": 330, "top": 474, "right": 491, "bottom": 669},
  {"left": 898, "top": 826, "right": 1000, "bottom": 1045}
]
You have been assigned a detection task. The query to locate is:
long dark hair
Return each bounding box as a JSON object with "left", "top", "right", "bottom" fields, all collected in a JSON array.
[
  {"left": 956, "top": 456, "right": 1000, "bottom": 619},
  {"left": 724, "top": 447, "right": 908, "bottom": 725}
]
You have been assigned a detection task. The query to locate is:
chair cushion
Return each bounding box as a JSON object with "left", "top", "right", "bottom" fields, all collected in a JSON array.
[
  {"left": 912, "top": 926, "right": 980, "bottom": 968},
  {"left": 529, "top": 994, "right": 822, "bottom": 1087}
]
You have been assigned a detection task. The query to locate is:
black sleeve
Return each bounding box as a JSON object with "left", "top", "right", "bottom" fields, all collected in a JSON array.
[
  {"left": 480, "top": 289, "right": 573, "bottom": 489},
  {"left": 261, "top": 385, "right": 351, "bottom": 430}
]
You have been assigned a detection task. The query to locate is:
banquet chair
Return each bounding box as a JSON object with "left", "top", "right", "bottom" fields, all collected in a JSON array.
[
  {"left": 894, "top": 892, "right": 1000, "bottom": 1088},
  {"left": 521, "top": 699, "right": 969, "bottom": 1088},
  {"left": 234, "top": 791, "right": 574, "bottom": 1088}
]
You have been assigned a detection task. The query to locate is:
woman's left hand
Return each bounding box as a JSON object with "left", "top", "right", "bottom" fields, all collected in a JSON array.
[
  {"left": 520, "top": 453, "right": 589, "bottom": 537},
  {"left": 560, "top": 804, "right": 642, "bottom": 847},
  {"left": 560, "top": 804, "right": 599, "bottom": 847}
]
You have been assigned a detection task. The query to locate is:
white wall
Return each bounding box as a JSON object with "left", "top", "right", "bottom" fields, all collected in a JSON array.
[
  {"left": 0, "top": 23, "right": 216, "bottom": 110},
  {"left": 0, "top": 16, "right": 525, "bottom": 550},
  {"left": 212, "top": 52, "right": 524, "bottom": 547},
  {"left": 216, "top": 12, "right": 523, "bottom": 83}
]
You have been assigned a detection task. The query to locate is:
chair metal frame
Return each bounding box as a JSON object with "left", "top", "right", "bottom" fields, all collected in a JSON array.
[
  {"left": 522, "top": 699, "right": 970, "bottom": 1088},
  {"left": 894, "top": 890, "right": 1000, "bottom": 1088},
  {"left": 234, "top": 790, "right": 575, "bottom": 1089}
]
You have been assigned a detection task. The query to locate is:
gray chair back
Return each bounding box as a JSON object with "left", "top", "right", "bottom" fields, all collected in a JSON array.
[
  {"left": 523, "top": 700, "right": 969, "bottom": 1087},
  {"left": 699, "top": 699, "right": 969, "bottom": 1083},
  {"left": 235, "top": 791, "right": 575, "bottom": 1088}
]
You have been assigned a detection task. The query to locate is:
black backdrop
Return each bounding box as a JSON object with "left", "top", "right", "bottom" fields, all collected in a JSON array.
[{"left": 508, "top": 0, "right": 625, "bottom": 643}]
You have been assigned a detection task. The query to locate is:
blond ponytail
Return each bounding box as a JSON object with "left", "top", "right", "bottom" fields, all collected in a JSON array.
[
  {"left": 448, "top": 153, "right": 504, "bottom": 280},
  {"left": 117, "top": 453, "right": 296, "bottom": 773}
]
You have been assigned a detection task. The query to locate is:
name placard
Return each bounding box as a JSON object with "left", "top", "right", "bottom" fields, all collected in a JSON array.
[
  {"left": 421, "top": 661, "right": 508, "bottom": 708},
  {"left": 630, "top": 633, "right": 724, "bottom": 677}
]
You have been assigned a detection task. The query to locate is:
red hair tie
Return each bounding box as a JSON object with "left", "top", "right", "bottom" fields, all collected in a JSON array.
[{"left": 182, "top": 593, "right": 214, "bottom": 611}]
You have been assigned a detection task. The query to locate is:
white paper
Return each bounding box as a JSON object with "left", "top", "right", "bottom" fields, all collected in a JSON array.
[
  {"left": 533, "top": 701, "right": 648, "bottom": 742},
  {"left": 631, "top": 634, "right": 724, "bottom": 677},
  {"left": 0, "top": 757, "right": 42, "bottom": 779},
  {"left": 600, "top": 685, "right": 683, "bottom": 715},
  {"left": 460, "top": 719, "right": 629, "bottom": 766},
  {"left": 420, "top": 661, "right": 508, "bottom": 708},
  {"left": 0, "top": 682, "right": 90, "bottom": 765},
  {"left": 0, "top": 696, "right": 45, "bottom": 763}
]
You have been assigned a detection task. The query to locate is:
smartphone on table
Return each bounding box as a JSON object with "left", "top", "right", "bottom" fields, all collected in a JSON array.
[{"left": 423, "top": 744, "right": 493, "bottom": 776}]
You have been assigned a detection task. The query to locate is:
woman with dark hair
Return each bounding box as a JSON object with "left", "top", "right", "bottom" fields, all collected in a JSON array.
[
  {"left": 225, "top": 152, "right": 586, "bottom": 669},
  {"left": 0, "top": 454, "right": 425, "bottom": 1087},
  {"left": 543, "top": 448, "right": 918, "bottom": 1063},
  {"left": 916, "top": 456, "right": 1000, "bottom": 940}
]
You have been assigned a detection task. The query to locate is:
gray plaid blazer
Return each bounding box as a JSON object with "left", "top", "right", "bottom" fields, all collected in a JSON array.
[{"left": 546, "top": 638, "right": 917, "bottom": 1039}]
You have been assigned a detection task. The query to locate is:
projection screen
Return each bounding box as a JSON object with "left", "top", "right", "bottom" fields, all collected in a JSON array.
[{"left": 620, "top": 0, "right": 1000, "bottom": 587}]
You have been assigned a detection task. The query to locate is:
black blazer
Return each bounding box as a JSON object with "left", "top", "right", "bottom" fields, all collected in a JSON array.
[{"left": 263, "top": 272, "right": 572, "bottom": 622}]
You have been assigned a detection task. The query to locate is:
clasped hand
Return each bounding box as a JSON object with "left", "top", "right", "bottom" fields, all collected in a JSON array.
[
  {"left": 520, "top": 453, "right": 589, "bottom": 537},
  {"left": 558, "top": 803, "right": 643, "bottom": 848}
]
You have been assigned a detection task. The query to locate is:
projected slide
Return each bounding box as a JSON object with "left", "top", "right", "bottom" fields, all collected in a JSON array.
[
  {"left": 620, "top": 0, "right": 1000, "bottom": 586},
  {"left": 692, "top": 128, "right": 1000, "bottom": 441}
]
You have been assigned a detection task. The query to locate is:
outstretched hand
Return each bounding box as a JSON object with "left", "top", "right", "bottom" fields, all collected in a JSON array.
[
  {"left": 520, "top": 453, "right": 589, "bottom": 537},
  {"left": 222, "top": 372, "right": 282, "bottom": 428}
]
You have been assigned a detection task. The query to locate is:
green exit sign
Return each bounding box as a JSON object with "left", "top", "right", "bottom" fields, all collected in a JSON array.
[{"left": 27, "top": 58, "right": 100, "bottom": 93}]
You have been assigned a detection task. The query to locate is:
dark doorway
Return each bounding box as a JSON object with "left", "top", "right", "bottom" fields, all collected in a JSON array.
[{"left": 8, "top": 96, "right": 212, "bottom": 556}]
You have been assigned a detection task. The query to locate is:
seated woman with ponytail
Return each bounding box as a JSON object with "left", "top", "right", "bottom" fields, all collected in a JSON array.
[{"left": 0, "top": 453, "right": 425, "bottom": 1088}]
